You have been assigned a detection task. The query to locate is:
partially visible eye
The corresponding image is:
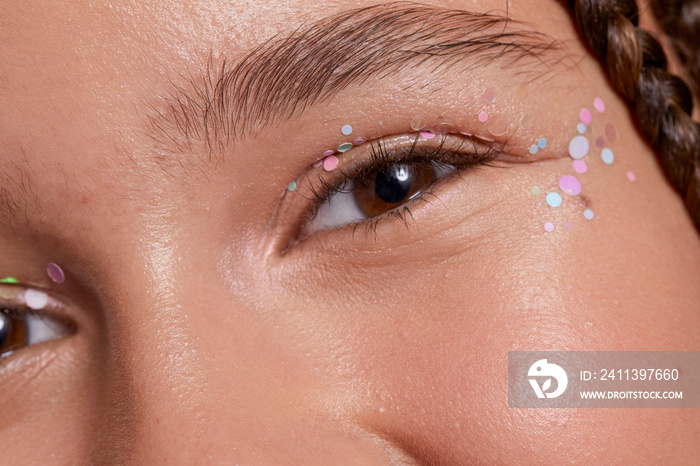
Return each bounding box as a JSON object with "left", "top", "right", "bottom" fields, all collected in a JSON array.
[
  {"left": 0, "top": 289, "right": 75, "bottom": 358},
  {"left": 299, "top": 134, "right": 501, "bottom": 238}
]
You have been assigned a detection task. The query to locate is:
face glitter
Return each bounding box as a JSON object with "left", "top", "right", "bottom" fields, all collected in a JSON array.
[
  {"left": 353, "top": 137, "right": 366, "bottom": 146},
  {"left": 601, "top": 148, "right": 614, "bottom": 165},
  {"left": 323, "top": 150, "right": 335, "bottom": 157},
  {"left": 569, "top": 135, "right": 590, "bottom": 159},
  {"left": 47, "top": 263, "right": 65, "bottom": 284},
  {"left": 25, "top": 289, "right": 49, "bottom": 310},
  {"left": 627, "top": 171, "right": 636, "bottom": 182},
  {"left": 323, "top": 156, "right": 339, "bottom": 172},
  {"left": 287, "top": 181, "right": 297, "bottom": 192},
  {"left": 529, "top": 145, "right": 539, "bottom": 155},
  {"left": 313, "top": 159, "right": 323, "bottom": 168},
  {"left": 537, "top": 138, "right": 547, "bottom": 149},
  {"left": 559, "top": 175, "right": 582, "bottom": 195},
  {"left": 341, "top": 125, "right": 353, "bottom": 136},
  {"left": 337, "top": 143, "right": 353, "bottom": 152},
  {"left": 420, "top": 131, "right": 436, "bottom": 139},
  {"left": 580, "top": 108, "right": 592, "bottom": 125},
  {"left": 0, "top": 277, "right": 19, "bottom": 284},
  {"left": 595, "top": 136, "right": 605, "bottom": 148},
  {"left": 531, "top": 186, "right": 541, "bottom": 196},
  {"left": 482, "top": 87, "right": 497, "bottom": 104},
  {"left": 605, "top": 123, "right": 617, "bottom": 143},
  {"left": 410, "top": 117, "right": 426, "bottom": 131},
  {"left": 572, "top": 160, "right": 588, "bottom": 173},
  {"left": 577, "top": 123, "right": 587, "bottom": 134},
  {"left": 478, "top": 112, "right": 489, "bottom": 123},
  {"left": 584, "top": 209, "right": 595, "bottom": 220},
  {"left": 546, "top": 192, "right": 563, "bottom": 207},
  {"left": 544, "top": 222, "right": 555, "bottom": 232},
  {"left": 594, "top": 97, "right": 606, "bottom": 113}
]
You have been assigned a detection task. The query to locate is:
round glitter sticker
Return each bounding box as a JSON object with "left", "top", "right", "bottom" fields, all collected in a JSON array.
[
  {"left": 482, "top": 87, "right": 497, "bottom": 104},
  {"left": 594, "top": 98, "right": 606, "bottom": 113},
  {"left": 323, "top": 150, "right": 335, "bottom": 157},
  {"left": 531, "top": 186, "right": 541, "bottom": 196},
  {"left": 601, "top": 148, "right": 614, "bottom": 165},
  {"left": 544, "top": 222, "right": 555, "bottom": 232},
  {"left": 478, "top": 112, "right": 489, "bottom": 123},
  {"left": 410, "top": 117, "right": 426, "bottom": 131},
  {"left": 563, "top": 221, "right": 573, "bottom": 231},
  {"left": 0, "top": 277, "right": 19, "bottom": 284},
  {"left": 287, "top": 181, "right": 297, "bottom": 192},
  {"left": 47, "top": 262, "right": 65, "bottom": 284},
  {"left": 580, "top": 108, "right": 592, "bottom": 125},
  {"left": 559, "top": 175, "right": 582, "bottom": 195},
  {"left": 584, "top": 209, "right": 595, "bottom": 220},
  {"left": 627, "top": 171, "right": 636, "bottom": 182},
  {"left": 572, "top": 160, "right": 588, "bottom": 173},
  {"left": 546, "top": 192, "right": 563, "bottom": 207},
  {"left": 341, "top": 125, "right": 353, "bottom": 136},
  {"left": 577, "top": 123, "right": 587, "bottom": 134},
  {"left": 606, "top": 123, "right": 617, "bottom": 143},
  {"left": 529, "top": 145, "right": 539, "bottom": 155},
  {"left": 569, "top": 135, "right": 590, "bottom": 159},
  {"left": 420, "top": 131, "right": 436, "bottom": 139},
  {"left": 538, "top": 138, "right": 547, "bottom": 149},
  {"left": 595, "top": 136, "right": 605, "bottom": 148},
  {"left": 353, "top": 137, "right": 366, "bottom": 146},
  {"left": 323, "top": 156, "right": 339, "bottom": 171},
  {"left": 25, "top": 289, "right": 49, "bottom": 310},
  {"left": 337, "top": 143, "right": 353, "bottom": 152}
]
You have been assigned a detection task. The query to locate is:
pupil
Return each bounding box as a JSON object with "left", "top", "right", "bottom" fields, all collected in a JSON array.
[
  {"left": 0, "top": 312, "right": 10, "bottom": 348},
  {"left": 375, "top": 165, "right": 413, "bottom": 204}
]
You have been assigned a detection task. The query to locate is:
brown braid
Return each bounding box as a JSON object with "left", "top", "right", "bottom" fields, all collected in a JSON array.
[{"left": 563, "top": 0, "right": 700, "bottom": 229}]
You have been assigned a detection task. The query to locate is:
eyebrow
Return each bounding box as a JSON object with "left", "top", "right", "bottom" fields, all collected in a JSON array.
[{"left": 148, "top": 2, "right": 562, "bottom": 156}]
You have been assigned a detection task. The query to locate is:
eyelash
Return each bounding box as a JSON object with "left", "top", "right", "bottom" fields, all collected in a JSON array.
[{"left": 302, "top": 134, "right": 503, "bottom": 238}]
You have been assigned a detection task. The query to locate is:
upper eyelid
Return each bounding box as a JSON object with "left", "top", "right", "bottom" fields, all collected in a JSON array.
[{"left": 0, "top": 284, "right": 76, "bottom": 325}]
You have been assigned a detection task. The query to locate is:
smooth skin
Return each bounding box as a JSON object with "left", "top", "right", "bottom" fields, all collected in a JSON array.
[{"left": 0, "top": 0, "right": 699, "bottom": 464}]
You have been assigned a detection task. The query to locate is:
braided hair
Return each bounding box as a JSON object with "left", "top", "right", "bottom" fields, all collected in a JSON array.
[{"left": 563, "top": 0, "right": 700, "bottom": 228}]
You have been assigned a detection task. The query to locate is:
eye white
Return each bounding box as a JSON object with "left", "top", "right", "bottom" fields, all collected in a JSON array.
[{"left": 25, "top": 313, "right": 67, "bottom": 346}]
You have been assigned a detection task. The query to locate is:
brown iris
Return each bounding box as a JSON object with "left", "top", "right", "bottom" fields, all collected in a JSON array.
[
  {"left": 353, "top": 163, "right": 436, "bottom": 217},
  {"left": 0, "top": 310, "right": 28, "bottom": 356}
]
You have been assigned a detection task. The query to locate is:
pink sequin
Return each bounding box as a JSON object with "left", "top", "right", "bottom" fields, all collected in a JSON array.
[
  {"left": 580, "top": 108, "right": 592, "bottom": 125},
  {"left": 420, "top": 131, "right": 436, "bottom": 139},
  {"left": 323, "top": 150, "right": 335, "bottom": 157},
  {"left": 627, "top": 171, "right": 636, "bottom": 182},
  {"left": 572, "top": 160, "right": 588, "bottom": 173},
  {"left": 323, "top": 156, "right": 338, "bottom": 172},
  {"left": 544, "top": 223, "right": 555, "bottom": 232},
  {"left": 478, "top": 112, "right": 489, "bottom": 123},
  {"left": 594, "top": 98, "right": 606, "bottom": 113}
]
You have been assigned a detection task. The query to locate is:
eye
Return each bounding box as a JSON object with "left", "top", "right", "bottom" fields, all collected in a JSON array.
[
  {"left": 298, "top": 134, "right": 500, "bottom": 238},
  {"left": 0, "top": 289, "right": 74, "bottom": 358}
]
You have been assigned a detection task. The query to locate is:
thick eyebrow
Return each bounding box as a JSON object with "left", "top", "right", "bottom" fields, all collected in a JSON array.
[{"left": 148, "top": 2, "right": 562, "bottom": 156}]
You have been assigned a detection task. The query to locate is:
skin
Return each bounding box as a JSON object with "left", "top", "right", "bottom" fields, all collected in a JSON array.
[{"left": 1, "top": 0, "right": 699, "bottom": 464}]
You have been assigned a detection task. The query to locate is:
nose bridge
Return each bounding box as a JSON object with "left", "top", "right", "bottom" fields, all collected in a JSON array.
[{"left": 91, "top": 231, "right": 223, "bottom": 463}]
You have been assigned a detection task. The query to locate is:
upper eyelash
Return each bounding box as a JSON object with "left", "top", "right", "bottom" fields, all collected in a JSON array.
[{"left": 302, "top": 133, "right": 505, "bottom": 236}]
